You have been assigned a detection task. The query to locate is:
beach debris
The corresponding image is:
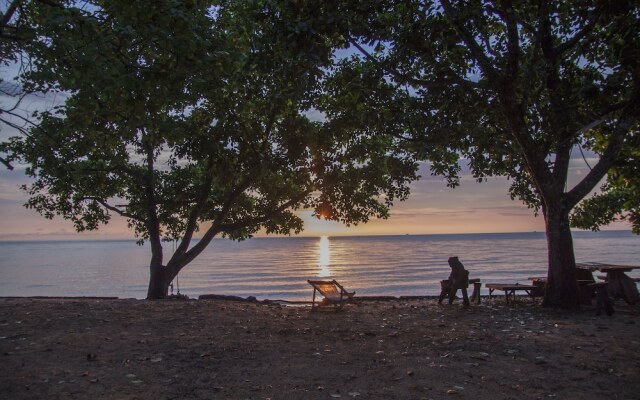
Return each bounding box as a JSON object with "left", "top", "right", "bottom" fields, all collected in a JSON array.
[
  {"left": 125, "top": 373, "right": 143, "bottom": 384},
  {"left": 465, "top": 362, "right": 480, "bottom": 367},
  {"left": 470, "top": 352, "right": 489, "bottom": 361},
  {"left": 348, "top": 392, "right": 361, "bottom": 397},
  {"left": 150, "top": 357, "right": 162, "bottom": 363},
  {"left": 535, "top": 356, "right": 547, "bottom": 365},
  {"left": 446, "top": 385, "right": 465, "bottom": 395},
  {"left": 330, "top": 394, "right": 342, "bottom": 398}
]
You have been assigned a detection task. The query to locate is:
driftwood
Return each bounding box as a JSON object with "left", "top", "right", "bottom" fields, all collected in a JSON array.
[{"left": 199, "top": 294, "right": 258, "bottom": 302}]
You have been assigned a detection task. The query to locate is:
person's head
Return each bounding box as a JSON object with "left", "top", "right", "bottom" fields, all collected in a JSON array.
[{"left": 448, "top": 256, "right": 464, "bottom": 270}]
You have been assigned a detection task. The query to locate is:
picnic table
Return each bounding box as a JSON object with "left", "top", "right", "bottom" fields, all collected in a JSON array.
[
  {"left": 576, "top": 263, "right": 640, "bottom": 305},
  {"left": 526, "top": 275, "right": 595, "bottom": 305},
  {"left": 485, "top": 283, "right": 540, "bottom": 304}
]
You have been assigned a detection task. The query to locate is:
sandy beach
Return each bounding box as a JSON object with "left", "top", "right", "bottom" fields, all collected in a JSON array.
[{"left": 1, "top": 297, "right": 639, "bottom": 400}]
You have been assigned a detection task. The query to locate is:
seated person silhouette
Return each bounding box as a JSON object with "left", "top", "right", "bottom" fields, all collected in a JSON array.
[{"left": 438, "top": 256, "right": 470, "bottom": 306}]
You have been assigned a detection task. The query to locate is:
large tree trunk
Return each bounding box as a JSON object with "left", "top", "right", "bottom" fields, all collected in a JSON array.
[
  {"left": 542, "top": 201, "right": 580, "bottom": 309},
  {"left": 143, "top": 141, "right": 169, "bottom": 299},
  {"left": 147, "top": 261, "right": 168, "bottom": 299},
  {"left": 146, "top": 235, "right": 168, "bottom": 299}
]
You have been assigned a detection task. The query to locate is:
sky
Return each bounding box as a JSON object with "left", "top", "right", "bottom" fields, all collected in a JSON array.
[
  {"left": 0, "top": 62, "right": 631, "bottom": 241},
  {"left": 2, "top": 139, "right": 629, "bottom": 240},
  {"left": 0, "top": 158, "right": 549, "bottom": 240}
]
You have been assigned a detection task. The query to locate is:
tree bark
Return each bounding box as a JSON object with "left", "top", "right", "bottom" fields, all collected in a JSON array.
[
  {"left": 542, "top": 200, "right": 580, "bottom": 309},
  {"left": 146, "top": 257, "right": 168, "bottom": 299},
  {"left": 145, "top": 223, "right": 167, "bottom": 299},
  {"left": 143, "top": 139, "right": 167, "bottom": 299}
]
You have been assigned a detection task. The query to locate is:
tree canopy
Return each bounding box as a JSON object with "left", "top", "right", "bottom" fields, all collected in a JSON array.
[
  {"left": 317, "top": 0, "right": 640, "bottom": 308},
  {"left": 1, "top": 0, "right": 417, "bottom": 298}
]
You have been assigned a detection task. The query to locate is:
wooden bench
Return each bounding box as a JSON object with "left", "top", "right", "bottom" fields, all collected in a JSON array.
[
  {"left": 438, "top": 278, "right": 482, "bottom": 305},
  {"left": 485, "top": 283, "right": 539, "bottom": 304}
]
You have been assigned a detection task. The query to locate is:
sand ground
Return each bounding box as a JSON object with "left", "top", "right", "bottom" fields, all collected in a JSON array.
[{"left": 1, "top": 297, "right": 639, "bottom": 400}]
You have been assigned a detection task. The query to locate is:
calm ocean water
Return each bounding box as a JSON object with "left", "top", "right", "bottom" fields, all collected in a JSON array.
[{"left": 0, "top": 231, "right": 638, "bottom": 301}]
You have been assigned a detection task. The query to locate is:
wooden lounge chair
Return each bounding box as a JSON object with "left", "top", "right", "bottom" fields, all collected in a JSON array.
[{"left": 308, "top": 280, "right": 355, "bottom": 311}]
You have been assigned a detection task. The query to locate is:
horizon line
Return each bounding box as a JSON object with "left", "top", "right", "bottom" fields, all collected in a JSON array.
[{"left": 0, "top": 229, "right": 634, "bottom": 243}]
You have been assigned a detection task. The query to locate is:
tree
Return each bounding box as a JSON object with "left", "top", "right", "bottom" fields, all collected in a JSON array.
[
  {"left": 319, "top": 0, "right": 640, "bottom": 308},
  {"left": 570, "top": 134, "right": 639, "bottom": 234},
  {"left": 1, "top": 0, "right": 417, "bottom": 298}
]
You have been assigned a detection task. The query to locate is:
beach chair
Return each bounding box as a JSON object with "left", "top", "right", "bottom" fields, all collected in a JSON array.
[{"left": 308, "top": 280, "right": 355, "bottom": 311}]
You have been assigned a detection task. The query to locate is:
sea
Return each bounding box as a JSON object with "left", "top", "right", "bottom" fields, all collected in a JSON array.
[{"left": 0, "top": 231, "right": 638, "bottom": 301}]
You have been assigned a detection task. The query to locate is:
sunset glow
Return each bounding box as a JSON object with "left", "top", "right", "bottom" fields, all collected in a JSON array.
[
  {"left": 0, "top": 159, "right": 632, "bottom": 240},
  {"left": 317, "top": 236, "right": 331, "bottom": 277}
]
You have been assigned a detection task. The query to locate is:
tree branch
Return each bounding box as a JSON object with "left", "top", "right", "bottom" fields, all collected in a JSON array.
[
  {"left": 0, "top": 156, "right": 14, "bottom": 170},
  {"left": 566, "top": 98, "right": 639, "bottom": 209},
  {"left": 499, "top": 0, "right": 520, "bottom": 79},
  {"left": 166, "top": 176, "right": 254, "bottom": 275},
  {"left": 441, "top": 0, "right": 501, "bottom": 84},
  {"left": 554, "top": 21, "right": 596, "bottom": 56},
  {"left": 0, "top": 0, "right": 21, "bottom": 29},
  {"left": 535, "top": 2, "right": 575, "bottom": 187},
  {"left": 0, "top": 115, "right": 30, "bottom": 135},
  {"left": 168, "top": 186, "right": 312, "bottom": 280},
  {"left": 348, "top": 38, "right": 482, "bottom": 90},
  {"left": 171, "top": 158, "right": 216, "bottom": 257},
  {"left": 216, "top": 189, "right": 312, "bottom": 233},
  {"left": 82, "top": 197, "right": 143, "bottom": 221}
]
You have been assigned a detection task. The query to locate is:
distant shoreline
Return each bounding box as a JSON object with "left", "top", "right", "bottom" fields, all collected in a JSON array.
[{"left": 0, "top": 229, "right": 636, "bottom": 243}]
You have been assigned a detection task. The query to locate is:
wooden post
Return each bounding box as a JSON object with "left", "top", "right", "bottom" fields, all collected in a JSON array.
[{"left": 470, "top": 282, "right": 482, "bottom": 304}]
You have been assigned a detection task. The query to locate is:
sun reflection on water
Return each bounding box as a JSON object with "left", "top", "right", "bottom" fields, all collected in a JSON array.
[{"left": 318, "top": 236, "right": 331, "bottom": 277}]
